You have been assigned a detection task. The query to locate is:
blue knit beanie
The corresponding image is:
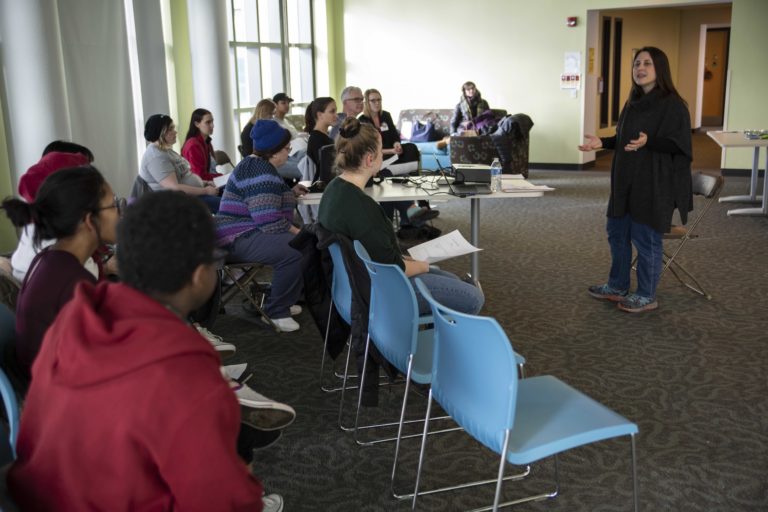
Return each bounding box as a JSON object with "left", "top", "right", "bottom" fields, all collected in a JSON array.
[{"left": 250, "top": 119, "right": 290, "bottom": 153}]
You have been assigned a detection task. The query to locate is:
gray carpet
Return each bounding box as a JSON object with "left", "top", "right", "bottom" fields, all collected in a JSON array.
[{"left": 215, "top": 170, "right": 768, "bottom": 511}]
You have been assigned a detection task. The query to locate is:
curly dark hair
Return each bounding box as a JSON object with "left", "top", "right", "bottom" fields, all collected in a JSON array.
[{"left": 117, "top": 191, "right": 217, "bottom": 295}]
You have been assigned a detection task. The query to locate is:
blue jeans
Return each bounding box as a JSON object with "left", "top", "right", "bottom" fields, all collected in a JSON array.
[
  {"left": 410, "top": 268, "right": 484, "bottom": 315},
  {"left": 229, "top": 230, "right": 304, "bottom": 318},
  {"left": 606, "top": 214, "right": 663, "bottom": 299}
]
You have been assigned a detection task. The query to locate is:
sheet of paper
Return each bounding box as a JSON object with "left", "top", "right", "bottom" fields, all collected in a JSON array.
[
  {"left": 380, "top": 154, "right": 398, "bottom": 170},
  {"left": 223, "top": 363, "right": 247, "bottom": 380},
  {"left": 501, "top": 180, "right": 554, "bottom": 192},
  {"left": 407, "top": 229, "right": 481, "bottom": 264},
  {"left": 213, "top": 173, "right": 231, "bottom": 188}
]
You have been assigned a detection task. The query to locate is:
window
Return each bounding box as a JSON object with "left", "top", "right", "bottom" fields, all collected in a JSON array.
[{"left": 226, "top": 0, "right": 315, "bottom": 132}]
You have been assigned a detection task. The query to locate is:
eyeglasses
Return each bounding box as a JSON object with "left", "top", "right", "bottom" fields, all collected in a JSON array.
[
  {"left": 96, "top": 195, "right": 126, "bottom": 216},
  {"left": 367, "top": 98, "right": 382, "bottom": 103},
  {"left": 346, "top": 97, "right": 364, "bottom": 103}
]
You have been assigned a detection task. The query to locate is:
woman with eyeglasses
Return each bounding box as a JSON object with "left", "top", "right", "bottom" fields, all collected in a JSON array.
[
  {"left": 139, "top": 113, "right": 221, "bottom": 213},
  {"left": 359, "top": 88, "right": 438, "bottom": 228},
  {"left": 215, "top": 119, "right": 309, "bottom": 332},
  {"left": 1, "top": 166, "right": 121, "bottom": 393}
]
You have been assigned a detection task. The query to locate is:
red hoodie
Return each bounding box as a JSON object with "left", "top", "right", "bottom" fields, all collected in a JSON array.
[{"left": 8, "top": 281, "right": 264, "bottom": 511}]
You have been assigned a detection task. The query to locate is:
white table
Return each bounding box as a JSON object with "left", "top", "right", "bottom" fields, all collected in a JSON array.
[
  {"left": 299, "top": 176, "right": 550, "bottom": 280},
  {"left": 707, "top": 131, "right": 768, "bottom": 216}
]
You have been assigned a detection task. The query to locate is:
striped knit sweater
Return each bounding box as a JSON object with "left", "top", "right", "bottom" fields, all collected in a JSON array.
[{"left": 214, "top": 156, "right": 296, "bottom": 246}]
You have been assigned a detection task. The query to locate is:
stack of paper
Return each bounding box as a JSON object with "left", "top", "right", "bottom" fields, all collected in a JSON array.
[{"left": 501, "top": 179, "right": 554, "bottom": 192}]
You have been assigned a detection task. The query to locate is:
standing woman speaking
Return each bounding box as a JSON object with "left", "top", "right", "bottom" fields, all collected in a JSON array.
[{"left": 579, "top": 46, "right": 693, "bottom": 313}]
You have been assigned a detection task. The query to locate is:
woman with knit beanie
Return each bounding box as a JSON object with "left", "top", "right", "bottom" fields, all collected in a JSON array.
[{"left": 214, "top": 120, "right": 309, "bottom": 332}]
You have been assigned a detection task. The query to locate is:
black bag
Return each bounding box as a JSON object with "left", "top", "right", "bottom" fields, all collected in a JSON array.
[{"left": 410, "top": 119, "right": 440, "bottom": 142}]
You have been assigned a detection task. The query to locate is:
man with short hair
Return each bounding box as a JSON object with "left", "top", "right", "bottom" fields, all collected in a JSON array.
[
  {"left": 272, "top": 92, "right": 299, "bottom": 139},
  {"left": 8, "top": 191, "right": 283, "bottom": 512},
  {"left": 329, "top": 85, "right": 364, "bottom": 139}
]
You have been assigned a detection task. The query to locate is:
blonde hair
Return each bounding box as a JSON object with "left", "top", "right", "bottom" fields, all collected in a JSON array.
[
  {"left": 362, "top": 88, "right": 382, "bottom": 119},
  {"left": 249, "top": 99, "right": 276, "bottom": 124},
  {"left": 335, "top": 117, "right": 380, "bottom": 173}
]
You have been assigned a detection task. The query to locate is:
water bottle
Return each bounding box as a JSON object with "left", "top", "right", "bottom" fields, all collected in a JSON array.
[{"left": 490, "top": 157, "right": 502, "bottom": 192}]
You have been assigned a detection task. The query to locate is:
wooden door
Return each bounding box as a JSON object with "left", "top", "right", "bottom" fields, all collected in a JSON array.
[{"left": 702, "top": 28, "right": 729, "bottom": 126}]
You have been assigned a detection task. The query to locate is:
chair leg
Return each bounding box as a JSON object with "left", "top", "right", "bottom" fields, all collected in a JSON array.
[
  {"left": 631, "top": 434, "right": 639, "bottom": 512},
  {"left": 391, "top": 355, "right": 415, "bottom": 495},
  {"left": 337, "top": 337, "right": 357, "bottom": 431},
  {"left": 411, "top": 390, "right": 433, "bottom": 510},
  {"left": 492, "top": 430, "right": 511, "bottom": 511},
  {"left": 664, "top": 254, "right": 711, "bottom": 299},
  {"left": 319, "top": 302, "right": 334, "bottom": 391}
]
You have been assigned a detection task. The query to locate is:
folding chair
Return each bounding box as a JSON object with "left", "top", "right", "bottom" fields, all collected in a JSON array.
[
  {"left": 220, "top": 262, "right": 278, "bottom": 332},
  {"left": 661, "top": 172, "right": 724, "bottom": 299},
  {"left": 412, "top": 279, "right": 638, "bottom": 511}
]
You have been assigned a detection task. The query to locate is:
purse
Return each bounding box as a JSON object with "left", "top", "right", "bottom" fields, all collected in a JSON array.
[{"left": 410, "top": 119, "right": 440, "bottom": 142}]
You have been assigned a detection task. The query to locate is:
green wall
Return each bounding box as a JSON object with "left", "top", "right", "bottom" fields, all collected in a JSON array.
[
  {"left": 338, "top": 0, "right": 767, "bottom": 169},
  {"left": 325, "top": 0, "right": 346, "bottom": 99},
  {"left": 0, "top": 98, "right": 20, "bottom": 253}
]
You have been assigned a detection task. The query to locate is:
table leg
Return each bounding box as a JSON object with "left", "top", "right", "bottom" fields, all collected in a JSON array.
[
  {"left": 470, "top": 198, "right": 480, "bottom": 281},
  {"left": 720, "top": 146, "right": 762, "bottom": 204},
  {"left": 726, "top": 147, "right": 768, "bottom": 217}
]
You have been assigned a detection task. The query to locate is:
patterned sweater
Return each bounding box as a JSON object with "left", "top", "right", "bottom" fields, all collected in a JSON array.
[{"left": 214, "top": 156, "right": 296, "bottom": 246}]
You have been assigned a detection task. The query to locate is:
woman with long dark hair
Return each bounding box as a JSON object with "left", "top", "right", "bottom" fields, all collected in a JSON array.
[
  {"left": 2, "top": 166, "right": 120, "bottom": 390},
  {"left": 579, "top": 46, "right": 693, "bottom": 313},
  {"left": 182, "top": 108, "right": 221, "bottom": 181},
  {"left": 304, "top": 97, "right": 337, "bottom": 168}
]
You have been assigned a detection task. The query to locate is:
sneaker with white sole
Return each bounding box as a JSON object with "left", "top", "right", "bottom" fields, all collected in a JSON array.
[
  {"left": 262, "top": 494, "right": 284, "bottom": 512},
  {"left": 617, "top": 293, "right": 658, "bottom": 313},
  {"left": 587, "top": 283, "right": 628, "bottom": 302},
  {"left": 232, "top": 383, "right": 296, "bottom": 431},
  {"left": 196, "top": 326, "right": 236, "bottom": 358},
  {"left": 262, "top": 316, "right": 300, "bottom": 332}
]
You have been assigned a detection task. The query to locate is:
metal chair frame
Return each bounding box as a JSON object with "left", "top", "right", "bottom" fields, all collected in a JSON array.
[{"left": 220, "top": 262, "right": 278, "bottom": 332}]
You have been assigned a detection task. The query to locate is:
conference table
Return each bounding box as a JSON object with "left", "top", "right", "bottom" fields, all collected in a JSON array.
[
  {"left": 298, "top": 175, "right": 552, "bottom": 281},
  {"left": 707, "top": 130, "right": 768, "bottom": 217}
]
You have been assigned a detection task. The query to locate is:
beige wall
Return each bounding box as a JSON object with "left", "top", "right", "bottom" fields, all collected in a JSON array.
[{"left": 340, "top": 0, "right": 765, "bottom": 169}]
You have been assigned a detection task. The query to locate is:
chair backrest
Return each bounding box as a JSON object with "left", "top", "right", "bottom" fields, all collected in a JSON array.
[
  {"left": 317, "top": 144, "right": 337, "bottom": 184},
  {"left": 692, "top": 172, "right": 724, "bottom": 199},
  {"left": 353, "top": 241, "right": 420, "bottom": 375},
  {"left": 0, "top": 305, "right": 19, "bottom": 461},
  {"left": 415, "top": 279, "right": 518, "bottom": 455},
  {"left": 327, "top": 243, "right": 353, "bottom": 325}
]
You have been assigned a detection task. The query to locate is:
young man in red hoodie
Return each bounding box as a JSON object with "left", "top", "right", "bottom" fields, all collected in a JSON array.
[{"left": 8, "top": 191, "right": 283, "bottom": 511}]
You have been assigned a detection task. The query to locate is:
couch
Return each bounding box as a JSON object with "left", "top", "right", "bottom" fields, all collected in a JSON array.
[{"left": 396, "top": 109, "right": 532, "bottom": 178}]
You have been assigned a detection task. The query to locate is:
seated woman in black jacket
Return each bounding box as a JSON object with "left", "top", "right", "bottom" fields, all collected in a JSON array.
[{"left": 358, "top": 88, "right": 436, "bottom": 227}]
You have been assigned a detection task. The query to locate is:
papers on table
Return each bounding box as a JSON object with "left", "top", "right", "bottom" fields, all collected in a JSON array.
[
  {"left": 407, "top": 229, "right": 481, "bottom": 264},
  {"left": 501, "top": 177, "right": 554, "bottom": 192}
]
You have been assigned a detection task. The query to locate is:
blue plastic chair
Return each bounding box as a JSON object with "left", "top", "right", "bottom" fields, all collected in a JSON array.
[
  {"left": 0, "top": 304, "right": 20, "bottom": 462},
  {"left": 412, "top": 279, "right": 638, "bottom": 511},
  {"left": 320, "top": 242, "right": 354, "bottom": 394},
  {"left": 353, "top": 241, "right": 527, "bottom": 500}
]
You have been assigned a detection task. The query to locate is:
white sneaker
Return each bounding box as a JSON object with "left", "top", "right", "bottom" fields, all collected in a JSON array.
[
  {"left": 289, "top": 304, "right": 302, "bottom": 316},
  {"left": 263, "top": 316, "right": 300, "bottom": 332},
  {"left": 196, "top": 326, "right": 236, "bottom": 358},
  {"left": 261, "top": 494, "right": 284, "bottom": 512},
  {"left": 233, "top": 383, "right": 296, "bottom": 431}
]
